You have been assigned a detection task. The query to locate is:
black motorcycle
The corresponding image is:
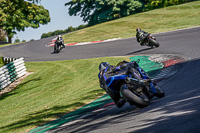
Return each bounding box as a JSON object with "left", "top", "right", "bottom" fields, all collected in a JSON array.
[
  {"left": 54, "top": 40, "right": 62, "bottom": 53},
  {"left": 138, "top": 33, "right": 160, "bottom": 48}
]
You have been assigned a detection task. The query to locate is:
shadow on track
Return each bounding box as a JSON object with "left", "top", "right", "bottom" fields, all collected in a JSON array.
[
  {"left": 51, "top": 50, "right": 63, "bottom": 54},
  {"left": 126, "top": 47, "right": 153, "bottom": 55},
  {"left": 51, "top": 52, "right": 57, "bottom": 54},
  {"left": 0, "top": 78, "right": 41, "bottom": 100}
]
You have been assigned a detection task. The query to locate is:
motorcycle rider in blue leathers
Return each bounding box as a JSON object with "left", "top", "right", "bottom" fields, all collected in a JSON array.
[
  {"left": 98, "top": 62, "right": 125, "bottom": 108},
  {"left": 98, "top": 61, "right": 147, "bottom": 108}
]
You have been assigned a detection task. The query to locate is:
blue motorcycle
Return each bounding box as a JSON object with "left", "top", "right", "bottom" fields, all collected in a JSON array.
[{"left": 106, "top": 60, "right": 165, "bottom": 108}]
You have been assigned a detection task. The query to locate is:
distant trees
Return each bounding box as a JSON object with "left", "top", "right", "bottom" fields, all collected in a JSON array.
[
  {"left": 13, "top": 39, "right": 26, "bottom": 43},
  {"left": 41, "top": 24, "right": 88, "bottom": 39},
  {"left": 144, "top": 0, "right": 195, "bottom": 10},
  {"left": 14, "top": 39, "right": 20, "bottom": 43},
  {"left": 65, "top": 0, "right": 195, "bottom": 26},
  {"left": 0, "top": 0, "right": 50, "bottom": 43},
  {"left": 65, "top": 0, "right": 144, "bottom": 26},
  {"left": 0, "top": 28, "right": 7, "bottom": 42}
]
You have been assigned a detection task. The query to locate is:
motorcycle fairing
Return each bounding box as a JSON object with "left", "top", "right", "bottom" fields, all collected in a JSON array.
[
  {"left": 106, "top": 75, "right": 127, "bottom": 92},
  {"left": 136, "top": 67, "right": 157, "bottom": 94}
]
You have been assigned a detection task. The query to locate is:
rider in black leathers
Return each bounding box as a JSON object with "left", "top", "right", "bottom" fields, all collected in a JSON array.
[
  {"left": 136, "top": 28, "right": 149, "bottom": 46},
  {"left": 98, "top": 61, "right": 144, "bottom": 108},
  {"left": 56, "top": 35, "right": 65, "bottom": 48}
]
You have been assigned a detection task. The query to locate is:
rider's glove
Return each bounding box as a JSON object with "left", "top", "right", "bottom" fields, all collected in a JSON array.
[{"left": 132, "top": 61, "right": 139, "bottom": 68}]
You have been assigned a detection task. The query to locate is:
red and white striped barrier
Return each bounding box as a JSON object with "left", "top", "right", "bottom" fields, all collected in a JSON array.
[{"left": 46, "top": 38, "right": 121, "bottom": 47}]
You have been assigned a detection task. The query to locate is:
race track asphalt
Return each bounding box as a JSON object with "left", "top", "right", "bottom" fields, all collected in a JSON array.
[
  {"left": 1, "top": 27, "right": 200, "bottom": 133},
  {"left": 0, "top": 27, "right": 199, "bottom": 61}
]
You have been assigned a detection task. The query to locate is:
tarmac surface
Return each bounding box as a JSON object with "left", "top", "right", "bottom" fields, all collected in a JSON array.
[{"left": 0, "top": 27, "right": 200, "bottom": 61}]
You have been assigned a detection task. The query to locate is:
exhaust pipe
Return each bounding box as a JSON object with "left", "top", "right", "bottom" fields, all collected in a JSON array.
[
  {"left": 125, "top": 77, "right": 142, "bottom": 86},
  {"left": 125, "top": 77, "right": 151, "bottom": 86}
]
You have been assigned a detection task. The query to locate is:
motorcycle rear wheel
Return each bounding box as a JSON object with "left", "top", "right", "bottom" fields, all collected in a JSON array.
[{"left": 120, "top": 84, "right": 149, "bottom": 108}]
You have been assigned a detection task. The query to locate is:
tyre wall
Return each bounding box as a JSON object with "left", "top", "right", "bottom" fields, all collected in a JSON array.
[{"left": 0, "top": 57, "right": 27, "bottom": 90}]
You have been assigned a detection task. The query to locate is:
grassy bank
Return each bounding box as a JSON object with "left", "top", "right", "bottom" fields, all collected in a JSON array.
[
  {"left": 0, "top": 56, "right": 130, "bottom": 133},
  {"left": 0, "top": 43, "right": 15, "bottom": 48},
  {"left": 0, "top": 57, "right": 4, "bottom": 67},
  {"left": 63, "top": 1, "right": 200, "bottom": 43}
]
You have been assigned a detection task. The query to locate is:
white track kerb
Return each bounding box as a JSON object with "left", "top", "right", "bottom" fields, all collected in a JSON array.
[{"left": 0, "top": 57, "right": 27, "bottom": 90}]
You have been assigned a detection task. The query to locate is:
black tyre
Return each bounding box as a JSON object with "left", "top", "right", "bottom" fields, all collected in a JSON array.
[
  {"left": 120, "top": 84, "right": 149, "bottom": 108},
  {"left": 54, "top": 46, "right": 57, "bottom": 53},
  {"left": 149, "top": 38, "right": 160, "bottom": 47},
  {"left": 54, "top": 44, "right": 60, "bottom": 53},
  {"left": 57, "top": 45, "right": 61, "bottom": 53},
  {"left": 154, "top": 85, "right": 165, "bottom": 98}
]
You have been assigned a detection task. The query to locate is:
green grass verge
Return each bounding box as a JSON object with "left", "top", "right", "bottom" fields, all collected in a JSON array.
[
  {"left": 0, "top": 56, "right": 130, "bottom": 133},
  {"left": 63, "top": 1, "right": 200, "bottom": 43},
  {"left": 0, "top": 56, "right": 4, "bottom": 67},
  {"left": 0, "top": 43, "right": 15, "bottom": 48},
  {"left": 0, "top": 42, "right": 27, "bottom": 49},
  {"left": 0, "top": 56, "right": 5, "bottom": 67}
]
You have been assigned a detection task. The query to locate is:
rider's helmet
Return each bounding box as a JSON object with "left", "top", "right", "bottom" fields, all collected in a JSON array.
[
  {"left": 136, "top": 28, "right": 141, "bottom": 32},
  {"left": 99, "top": 62, "right": 110, "bottom": 71},
  {"left": 57, "top": 35, "right": 61, "bottom": 39},
  {"left": 57, "top": 35, "right": 62, "bottom": 41}
]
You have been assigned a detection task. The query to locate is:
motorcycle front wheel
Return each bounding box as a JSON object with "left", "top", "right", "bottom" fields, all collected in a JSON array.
[
  {"left": 54, "top": 44, "right": 60, "bottom": 53},
  {"left": 149, "top": 38, "right": 160, "bottom": 47},
  {"left": 54, "top": 47, "right": 58, "bottom": 53},
  {"left": 120, "top": 84, "right": 149, "bottom": 108}
]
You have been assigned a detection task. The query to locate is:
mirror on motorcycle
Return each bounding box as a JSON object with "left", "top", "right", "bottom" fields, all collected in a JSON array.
[{"left": 136, "top": 59, "right": 140, "bottom": 64}]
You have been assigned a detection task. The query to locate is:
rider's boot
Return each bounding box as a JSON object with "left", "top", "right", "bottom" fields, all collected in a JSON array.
[
  {"left": 62, "top": 44, "right": 65, "bottom": 48},
  {"left": 105, "top": 86, "right": 125, "bottom": 108},
  {"left": 115, "top": 98, "right": 126, "bottom": 108}
]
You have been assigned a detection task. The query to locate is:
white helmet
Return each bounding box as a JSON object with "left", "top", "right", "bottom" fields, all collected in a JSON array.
[{"left": 58, "top": 35, "right": 61, "bottom": 38}]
